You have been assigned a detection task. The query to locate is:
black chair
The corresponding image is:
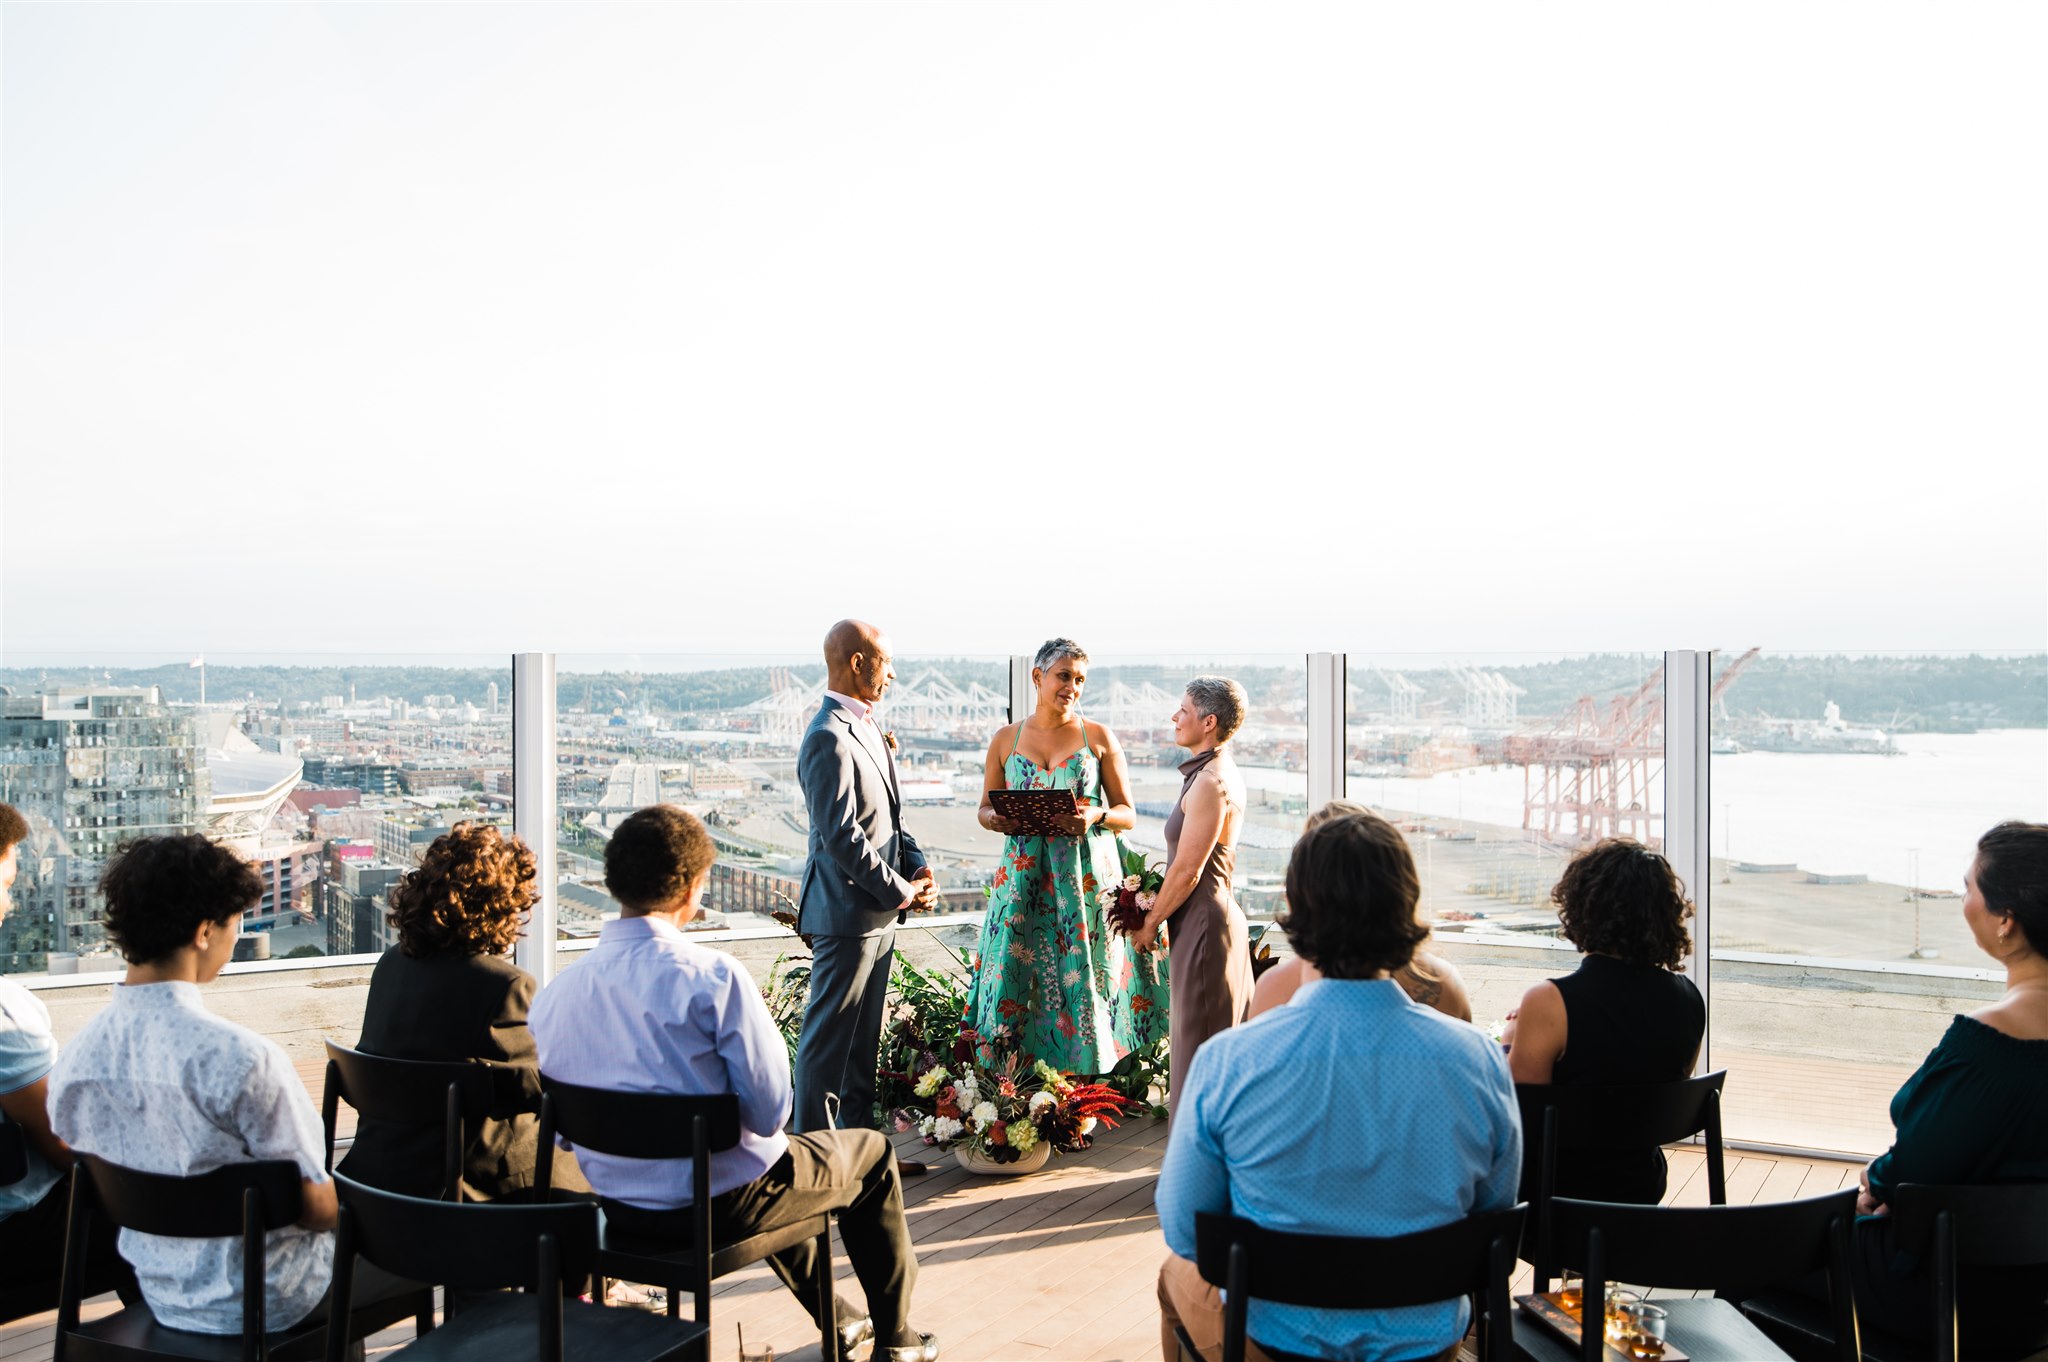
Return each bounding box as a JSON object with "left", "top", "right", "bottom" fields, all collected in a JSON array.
[
  {"left": 52, "top": 1154, "right": 428, "bottom": 1362},
  {"left": 1186, "top": 1204, "right": 1526, "bottom": 1362},
  {"left": 1743, "top": 1182, "right": 2048, "bottom": 1362},
  {"left": 325, "top": 1172, "right": 705, "bottom": 1362},
  {"left": 320, "top": 1041, "right": 498, "bottom": 1201},
  {"left": 1538, "top": 1190, "right": 1860, "bottom": 1362},
  {"left": 1517, "top": 1070, "right": 1728, "bottom": 1288},
  {"left": 0, "top": 1115, "right": 27, "bottom": 1186},
  {"left": 532, "top": 1079, "right": 838, "bottom": 1362}
]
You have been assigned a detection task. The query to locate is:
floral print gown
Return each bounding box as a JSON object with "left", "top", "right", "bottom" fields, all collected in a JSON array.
[{"left": 961, "top": 732, "right": 1171, "bottom": 1074}]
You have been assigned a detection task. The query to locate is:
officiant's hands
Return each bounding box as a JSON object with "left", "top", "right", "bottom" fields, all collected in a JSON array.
[
  {"left": 980, "top": 807, "right": 1022, "bottom": 836},
  {"left": 1052, "top": 803, "right": 1101, "bottom": 837}
]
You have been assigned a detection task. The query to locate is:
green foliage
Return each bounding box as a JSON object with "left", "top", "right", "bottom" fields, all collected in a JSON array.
[
  {"left": 877, "top": 945, "right": 973, "bottom": 1117},
  {"left": 282, "top": 945, "right": 325, "bottom": 959},
  {"left": 1100, "top": 1036, "right": 1171, "bottom": 1118},
  {"left": 758, "top": 952, "right": 812, "bottom": 1081},
  {"left": 760, "top": 938, "right": 1172, "bottom": 1123}
]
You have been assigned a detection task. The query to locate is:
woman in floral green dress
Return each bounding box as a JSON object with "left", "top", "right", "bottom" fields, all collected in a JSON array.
[{"left": 963, "top": 639, "right": 1170, "bottom": 1074}]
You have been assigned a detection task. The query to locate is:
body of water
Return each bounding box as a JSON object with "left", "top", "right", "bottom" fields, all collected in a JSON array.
[{"left": 1328, "top": 730, "right": 2044, "bottom": 892}]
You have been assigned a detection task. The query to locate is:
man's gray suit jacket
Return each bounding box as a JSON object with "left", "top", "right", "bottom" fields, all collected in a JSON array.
[{"left": 797, "top": 698, "right": 926, "bottom": 937}]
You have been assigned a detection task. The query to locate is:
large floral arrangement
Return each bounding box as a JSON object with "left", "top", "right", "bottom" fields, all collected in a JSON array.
[
  {"left": 893, "top": 1037, "right": 1132, "bottom": 1164},
  {"left": 1102, "top": 842, "right": 1164, "bottom": 937}
]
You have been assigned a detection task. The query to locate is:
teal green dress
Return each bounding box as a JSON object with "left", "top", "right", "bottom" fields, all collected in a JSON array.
[{"left": 960, "top": 728, "right": 1171, "bottom": 1073}]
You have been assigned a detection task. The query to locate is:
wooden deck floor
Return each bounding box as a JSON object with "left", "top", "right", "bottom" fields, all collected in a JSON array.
[{"left": 0, "top": 1119, "right": 1861, "bottom": 1362}]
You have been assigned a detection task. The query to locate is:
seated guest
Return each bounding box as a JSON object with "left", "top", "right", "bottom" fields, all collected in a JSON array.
[
  {"left": 1248, "top": 800, "right": 1475, "bottom": 1024},
  {"left": 1848, "top": 821, "right": 2048, "bottom": 1355},
  {"left": 1503, "top": 838, "right": 1703, "bottom": 1204},
  {"left": 1156, "top": 809, "right": 1521, "bottom": 1362},
  {"left": 339, "top": 822, "right": 583, "bottom": 1201},
  {"left": 49, "top": 835, "right": 337, "bottom": 1335},
  {"left": 528, "top": 805, "right": 938, "bottom": 1362},
  {"left": 0, "top": 803, "right": 137, "bottom": 1311}
]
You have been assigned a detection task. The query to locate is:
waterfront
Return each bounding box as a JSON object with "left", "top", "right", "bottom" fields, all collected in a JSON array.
[{"left": 1342, "top": 729, "right": 2045, "bottom": 903}]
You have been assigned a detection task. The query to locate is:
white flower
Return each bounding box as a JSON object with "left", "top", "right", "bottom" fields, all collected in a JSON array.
[
  {"left": 1077, "top": 1117, "right": 1097, "bottom": 1135},
  {"left": 1122, "top": 874, "right": 1142, "bottom": 893},
  {"left": 919, "top": 1116, "right": 937, "bottom": 1137},
  {"left": 932, "top": 1116, "right": 964, "bottom": 1142},
  {"left": 1029, "top": 1090, "right": 1057, "bottom": 1114},
  {"left": 971, "top": 1100, "right": 999, "bottom": 1130},
  {"left": 957, "top": 1073, "right": 980, "bottom": 1107}
]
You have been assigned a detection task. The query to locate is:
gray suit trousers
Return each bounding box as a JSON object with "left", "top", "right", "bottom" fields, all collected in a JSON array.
[{"left": 793, "top": 923, "right": 898, "bottom": 1134}]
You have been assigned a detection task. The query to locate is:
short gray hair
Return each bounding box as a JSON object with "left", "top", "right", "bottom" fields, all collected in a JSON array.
[
  {"left": 1033, "top": 638, "right": 1089, "bottom": 671},
  {"left": 1185, "top": 676, "right": 1248, "bottom": 744}
]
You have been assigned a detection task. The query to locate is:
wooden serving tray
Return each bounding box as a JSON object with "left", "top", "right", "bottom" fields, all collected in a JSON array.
[{"left": 1516, "top": 1291, "right": 1690, "bottom": 1362}]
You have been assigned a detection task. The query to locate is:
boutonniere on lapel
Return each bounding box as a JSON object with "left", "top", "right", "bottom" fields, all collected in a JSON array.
[{"left": 884, "top": 730, "right": 899, "bottom": 753}]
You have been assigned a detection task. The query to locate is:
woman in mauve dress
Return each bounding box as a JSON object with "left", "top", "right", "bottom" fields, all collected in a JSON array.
[{"left": 1130, "top": 676, "right": 1255, "bottom": 1099}]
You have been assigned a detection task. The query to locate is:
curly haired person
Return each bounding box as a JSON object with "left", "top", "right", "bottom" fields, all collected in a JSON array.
[
  {"left": 340, "top": 822, "right": 584, "bottom": 1201},
  {"left": 1502, "top": 838, "right": 1705, "bottom": 1203}
]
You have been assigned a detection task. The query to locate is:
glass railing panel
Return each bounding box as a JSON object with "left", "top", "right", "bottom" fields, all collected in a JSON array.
[
  {"left": 549, "top": 653, "right": 1006, "bottom": 958},
  {"left": 0, "top": 651, "right": 514, "bottom": 976},
  {"left": 1708, "top": 648, "right": 2048, "bottom": 1153},
  {"left": 1341, "top": 652, "right": 1668, "bottom": 1039},
  {"left": 1072, "top": 653, "right": 1309, "bottom": 920}
]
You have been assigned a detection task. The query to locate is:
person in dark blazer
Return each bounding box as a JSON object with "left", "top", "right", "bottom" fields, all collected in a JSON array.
[
  {"left": 339, "top": 822, "right": 584, "bottom": 1200},
  {"left": 792, "top": 619, "right": 937, "bottom": 1175}
]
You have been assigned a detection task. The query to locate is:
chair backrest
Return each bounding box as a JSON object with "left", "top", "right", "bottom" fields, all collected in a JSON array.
[
  {"left": 1194, "top": 1206, "right": 1526, "bottom": 1362},
  {"left": 1891, "top": 1182, "right": 2048, "bottom": 1268},
  {"left": 332, "top": 1170, "right": 600, "bottom": 1292},
  {"left": 1889, "top": 1182, "right": 2048, "bottom": 1362},
  {"left": 535, "top": 1077, "right": 741, "bottom": 1161},
  {"left": 1517, "top": 1069, "right": 1728, "bottom": 1156},
  {"left": 1552, "top": 1190, "right": 1860, "bottom": 1362},
  {"left": 0, "top": 1118, "right": 27, "bottom": 1187},
  {"left": 66, "top": 1156, "right": 305, "bottom": 1358},
  {"left": 321, "top": 1040, "right": 497, "bottom": 1197},
  {"left": 1551, "top": 1188, "right": 1857, "bottom": 1293},
  {"left": 78, "top": 1153, "right": 305, "bottom": 1238}
]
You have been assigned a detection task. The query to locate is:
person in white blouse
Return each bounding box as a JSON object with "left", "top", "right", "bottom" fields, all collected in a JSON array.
[{"left": 50, "top": 835, "right": 339, "bottom": 1336}]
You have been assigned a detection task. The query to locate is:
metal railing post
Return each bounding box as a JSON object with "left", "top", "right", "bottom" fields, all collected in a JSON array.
[
  {"left": 1009, "top": 655, "right": 1033, "bottom": 725},
  {"left": 513, "top": 653, "right": 559, "bottom": 988},
  {"left": 1305, "top": 652, "right": 1345, "bottom": 813},
  {"left": 1664, "top": 649, "right": 1712, "bottom": 1073}
]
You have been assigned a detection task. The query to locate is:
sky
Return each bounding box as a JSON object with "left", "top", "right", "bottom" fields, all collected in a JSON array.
[{"left": 3, "top": 2, "right": 2044, "bottom": 663}]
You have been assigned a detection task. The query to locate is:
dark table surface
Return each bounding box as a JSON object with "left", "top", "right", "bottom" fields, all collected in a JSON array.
[{"left": 1512, "top": 1296, "right": 1792, "bottom": 1362}]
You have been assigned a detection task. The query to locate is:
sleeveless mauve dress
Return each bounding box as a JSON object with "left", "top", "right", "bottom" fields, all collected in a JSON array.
[{"left": 1162, "top": 747, "right": 1252, "bottom": 1092}]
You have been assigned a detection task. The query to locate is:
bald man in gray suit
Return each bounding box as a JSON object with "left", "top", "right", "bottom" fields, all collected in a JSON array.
[{"left": 793, "top": 620, "right": 937, "bottom": 1177}]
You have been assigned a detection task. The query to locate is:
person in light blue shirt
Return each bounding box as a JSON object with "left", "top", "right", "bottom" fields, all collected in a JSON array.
[
  {"left": 1155, "top": 807, "right": 1522, "bottom": 1362},
  {"left": 529, "top": 804, "right": 938, "bottom": 1362}
]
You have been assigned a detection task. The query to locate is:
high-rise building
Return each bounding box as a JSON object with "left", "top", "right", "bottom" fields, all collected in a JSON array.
[
  {"left": 322, "top": 861, "right": 404, "bottom": 956},
  {"left": 0, "top": 687, "right": 209, "bottom": 969}
]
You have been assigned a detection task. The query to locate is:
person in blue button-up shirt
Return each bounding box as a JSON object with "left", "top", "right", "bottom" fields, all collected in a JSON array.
[
  {"left": 1155, "top": 807, "right": 1522, "bottom": 1362},
  {"left": 530, "top": 804, "right": 939, "bottom": 1362}
]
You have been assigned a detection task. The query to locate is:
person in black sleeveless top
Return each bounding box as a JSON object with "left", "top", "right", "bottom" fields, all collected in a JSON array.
[{"left": 1503, "top": 839, "right": 1704, "bottom": 1204}]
